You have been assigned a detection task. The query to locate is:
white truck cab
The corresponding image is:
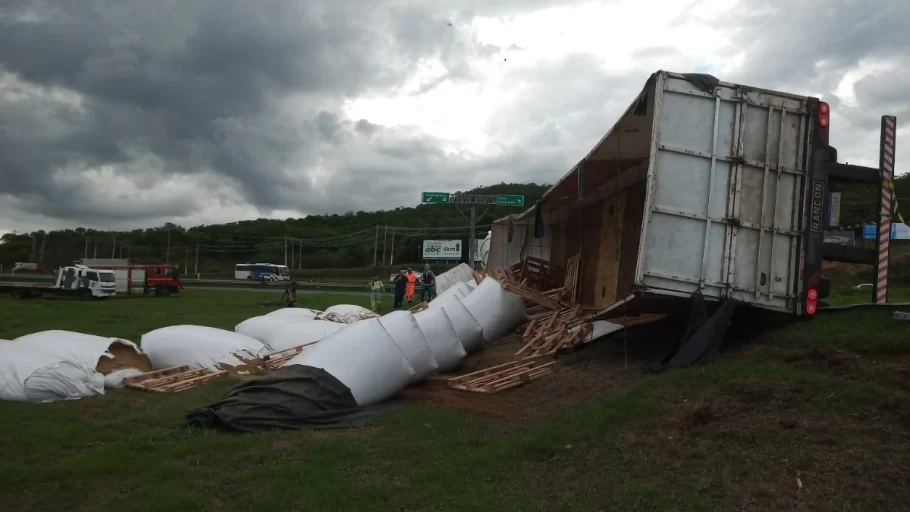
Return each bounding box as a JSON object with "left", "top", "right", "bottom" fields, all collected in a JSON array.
[{"left": 54, "top": 265, "right": 118, "bottom": 298}]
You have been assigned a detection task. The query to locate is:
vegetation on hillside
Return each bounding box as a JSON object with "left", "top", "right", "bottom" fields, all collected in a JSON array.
[{"left": 0, "top": 183, "right": 549, "bottom": 273}]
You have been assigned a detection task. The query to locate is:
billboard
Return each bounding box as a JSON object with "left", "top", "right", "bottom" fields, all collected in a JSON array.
[
  {"left": 823, "top": 231, "right": 855, "bottom": 246},
  {"left": 423, "top": 240, "right": 462, "bottom": 259}
]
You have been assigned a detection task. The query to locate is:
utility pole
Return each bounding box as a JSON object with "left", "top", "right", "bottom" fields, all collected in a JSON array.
[
  {"left": 389, "top": 227, "right": 396, "bottom": 266},
  {"left": 469, "top": 205, "right": 476, "bottom": 269},
  {"left": 284, "top": 237, "right": 288, "bottom": 267},
  {"left": 299, "top": 240, "right": 303, "bottom": 270},
  {"left": 290, "top": 237, "right": 294, "bottom": 270},
  {"left": 184, "top": 247, "right": 189, "bottom": 273},
  {"left": 381, "top": 224, "right": 388, "bottom": 267},
  {"left": 93, "top": 242, "right": 97, "bottom": 259},
  {"left": 166, "top": 229, "right": 170, "bottom": 263},
  {"left": 194, "top": 244, "right": 199, "bottom": 275},
  {"left": 38, "top": 233, "right": 46, "bottom": 264},
  {"left": 84, "top": 239, "right": 89, "bottom": 259},
  {"left": 373, "top": 225, "right": 379, "bottom": 267},
  {"left": 29, "top": 234, "right": 36, "bottom": 262},
  {"left": 111, "top": 236, "right": 116, "bottom": 258}
]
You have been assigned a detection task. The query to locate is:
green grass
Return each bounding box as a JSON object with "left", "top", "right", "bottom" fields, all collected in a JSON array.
[
  {"left": 0, "top": 289, "right": 393, "bottom": 341},
  {"left": 1, "top": 290, "right": 909, "bottom": 511}
]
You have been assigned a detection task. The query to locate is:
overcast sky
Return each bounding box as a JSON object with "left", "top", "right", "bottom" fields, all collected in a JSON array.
[{"left": 1, "top": 0, "right": 907, "bottom": 234}]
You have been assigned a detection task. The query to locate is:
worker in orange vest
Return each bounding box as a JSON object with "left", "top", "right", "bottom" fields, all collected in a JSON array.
[{"left": 405, "top": 267, "right": 417, "bottom": 303}]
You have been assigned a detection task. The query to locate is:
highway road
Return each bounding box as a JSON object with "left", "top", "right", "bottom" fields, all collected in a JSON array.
[{"left": 191, "top": 286, "right": 370, "bottom": 296}]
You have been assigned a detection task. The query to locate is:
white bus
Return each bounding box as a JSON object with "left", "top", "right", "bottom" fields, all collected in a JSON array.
[{"left": 234, "top": 263, "right": 291, "bottom": 281}]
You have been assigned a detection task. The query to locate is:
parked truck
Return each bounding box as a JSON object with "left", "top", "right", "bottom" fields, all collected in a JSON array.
[
  {"left": 486, "top": 70, "right": 897, "bottom": 317},
  {"left": 75, "top": 259, "right": 182, "bottom": 296},
  {"left": 0, "top": 264, "right": 118, "bottom": 299}
]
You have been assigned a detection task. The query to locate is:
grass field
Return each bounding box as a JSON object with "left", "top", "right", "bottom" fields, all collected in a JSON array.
[{"left": 1, "top": 290, "right": 909, "bottom": 511}]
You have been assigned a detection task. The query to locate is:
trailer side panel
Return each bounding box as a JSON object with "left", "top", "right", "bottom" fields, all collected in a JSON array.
[{"left": 637, "top": 73, "right": 811, "bottom": 314}]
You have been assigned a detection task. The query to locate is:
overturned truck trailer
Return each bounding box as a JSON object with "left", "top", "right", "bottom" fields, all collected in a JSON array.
[{"left": 488, "top": 70, "right": 854, "bottom": 317}]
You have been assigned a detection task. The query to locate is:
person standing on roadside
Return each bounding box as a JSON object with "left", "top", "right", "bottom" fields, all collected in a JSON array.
[
  {"left": 369, "top": 276, "right": 384, "bottom": 312},
  {"left": 281, "top": 281, "right": 297, "bottom": 308},
  {"left": 421, "top": 264, "right": 436, "bottom": 302},
  {"left": 393, "top": 271, "right": 407, "bottom": 309},
  {"left": 405, "top": 267, "right": 417, "bottom": 304}
]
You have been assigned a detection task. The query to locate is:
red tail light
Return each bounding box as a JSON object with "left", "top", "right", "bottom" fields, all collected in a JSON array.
[
  {"left": 817, "top": 102, "right": 830, "bottom": 146},
  {"left": 806, "top": 288, "right": 818, "bottom": 315},
  {"left": 806, "top": 271, "right": 821, "bottom": 315}
]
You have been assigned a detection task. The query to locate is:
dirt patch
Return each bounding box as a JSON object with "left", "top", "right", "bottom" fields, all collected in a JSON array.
[
  {"left": 398, "top": 334, "right": 640, "bottom": 425},
  {"left": 95, "top": 341, "right": 153, "bottom": 374}
]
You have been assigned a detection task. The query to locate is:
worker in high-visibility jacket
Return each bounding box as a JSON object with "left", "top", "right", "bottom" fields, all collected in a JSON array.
[
  {"left": 369, "top": 276, "right": 384, "bottom": 312},
  {"left": 405, "top": 267, "right": 417, "bottom": 303}
]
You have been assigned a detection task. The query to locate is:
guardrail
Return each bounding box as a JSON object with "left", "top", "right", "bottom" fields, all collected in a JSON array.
[{"left": 0, "top": 275, "right": 425, "bottom": 293}]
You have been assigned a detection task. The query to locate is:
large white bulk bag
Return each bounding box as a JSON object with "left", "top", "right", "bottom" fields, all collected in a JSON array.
[
  {"left": 0, "top": 341, "right": 105, "bottom": 402},
  {"left": 431, "top": 294, "right": 485, "bottom": 353},
  {"left": 14, "top": 330, "right": 146, "bottom": 371},
  {"left": 264, "top": 307, "right": 323, "bottom": 320},
  {"left": 434, "top": 263, "right": 476, "bottom": 294},
  {"left": 379, "top": 311, "right": 438, "bottom": 382},
  {"left": 465, "top": 279, "right": 478, "bottom": 290},
  {"left": 259, "top": 319, "right": 346, "bottom": 352},
  {"left": 412, "top": 307, "right": 466, "bottom": 372},
  {"left": 459, "top": 277, "right": 527, "bottom": 342},
  {"left": 430, "top": 281, "right": 471, "bottom": 305},
  {"left": 235, "top": 315, "right": 300, "bottom": 343},
  {"left": 141, "top": 325, "right": 268, "bottom": 371},
  {"left": 320, "top": 304, "right": 379, "bottom": 324},
  {"left": 285, "top": 318, "right": 415, "bottom": 406}
]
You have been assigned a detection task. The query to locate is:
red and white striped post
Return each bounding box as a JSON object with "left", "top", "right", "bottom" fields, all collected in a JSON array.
[{"left": 875, "top": 115, "right": 898, "bottom": 304}]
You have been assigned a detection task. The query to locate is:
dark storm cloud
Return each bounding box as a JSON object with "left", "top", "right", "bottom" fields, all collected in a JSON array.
[
  {"left": 724, "top": 0, "right": 909, "bottom": 92},
  {"left": 0, "top": 0, "right": 497, "bottom": 228}
]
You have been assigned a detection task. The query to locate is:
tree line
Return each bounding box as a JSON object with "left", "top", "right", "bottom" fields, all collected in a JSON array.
[{"left": 0, "top": 183, "right": 550, "bottom": 275}]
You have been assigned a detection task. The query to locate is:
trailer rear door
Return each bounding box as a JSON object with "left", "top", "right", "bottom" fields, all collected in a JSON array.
[{"left": 637, "top": 73, "right": 812, "bottom": 314}]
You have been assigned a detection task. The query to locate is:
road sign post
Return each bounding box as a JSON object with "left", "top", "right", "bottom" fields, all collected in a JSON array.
[{"left": 420, "top": 192, "right": 526, "bottom": 268}]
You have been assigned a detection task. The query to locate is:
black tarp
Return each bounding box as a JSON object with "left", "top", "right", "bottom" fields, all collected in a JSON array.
[
  {"left": 645, "top": 291, "right": 737, "bottom": 373},
  {"left": 185, "top": 365, "right": 395, "bottom": 432}
]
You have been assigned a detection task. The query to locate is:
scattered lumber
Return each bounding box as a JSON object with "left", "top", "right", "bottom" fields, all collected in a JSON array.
[
  {"left": 261, "top": 342, "right": 319, "bottom": 371},
  {"left": 447, "top": 358, "right": 556, "bottom": 394},
  {"left": 500, "top": 280, "right": 563, "bottom": 310},
  {"left": 515, "top": 307, "right": 593, "bottom": 357},
  {"left": 124, "top": 366, "right": 226, "bottom": 393}
]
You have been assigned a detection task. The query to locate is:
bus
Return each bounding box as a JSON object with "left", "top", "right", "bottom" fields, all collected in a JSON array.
[{"left": 234, "top": 263, "right": 291, "bottom": 281}]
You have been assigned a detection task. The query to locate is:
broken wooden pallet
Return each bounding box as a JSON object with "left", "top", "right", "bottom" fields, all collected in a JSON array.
[
  {"left": 516, "top": 306, "right": 593, "bottom": 357},
  {"left": 447, "top": 358, "right": 556, "bottom": 394},
  {"left": 261, "top": 341, "right": 319, "bottom": 371},
  {"left": 124, "top": 366, "right": 226, "bottom": 393}
]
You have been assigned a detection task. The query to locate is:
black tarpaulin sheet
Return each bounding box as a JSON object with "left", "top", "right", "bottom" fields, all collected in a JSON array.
[
  {"left": 185, "top": 365, "right": 395, "bottom": 432},
  {"left": 646, "top": 292, "right": 737, "bottom": 373}
]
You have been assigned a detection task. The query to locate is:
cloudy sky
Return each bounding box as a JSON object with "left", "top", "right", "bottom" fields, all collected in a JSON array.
[{"left": 1, "top": 0, "right": 907, "bottom": 234}]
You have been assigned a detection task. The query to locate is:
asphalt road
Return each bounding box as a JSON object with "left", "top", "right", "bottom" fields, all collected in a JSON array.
[{"left": 191, "top": 286, "right": 370, "bottom": 296}]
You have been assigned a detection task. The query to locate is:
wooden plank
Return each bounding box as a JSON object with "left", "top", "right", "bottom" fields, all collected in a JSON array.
[
  {"left": 123, "top": 365, "right": 190, "bottom": 386},
  {"left": 447, "top": 360, "right": 526, "bottom": 386},
  {"left": 501, "top": 282, "right": 562, "bottom": 310}
]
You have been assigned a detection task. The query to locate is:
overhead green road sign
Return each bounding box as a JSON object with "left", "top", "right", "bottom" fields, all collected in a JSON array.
[
  {"left": 496, "top": 194, "right": 525, "bottom": 207},
  {"left": 421, "top": 192, "right": 450, "bottom": 203}
]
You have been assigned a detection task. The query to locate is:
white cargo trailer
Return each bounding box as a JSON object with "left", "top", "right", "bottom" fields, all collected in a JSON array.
[{"left": 487, "top": 71, "right": 896, "bottom": 316}]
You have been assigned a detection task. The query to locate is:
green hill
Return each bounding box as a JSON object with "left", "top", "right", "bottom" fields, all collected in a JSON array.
[{"left": 0, "top": 183, "right": 549, "bottom": 275}]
